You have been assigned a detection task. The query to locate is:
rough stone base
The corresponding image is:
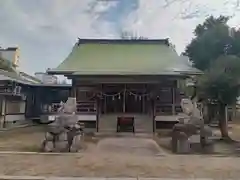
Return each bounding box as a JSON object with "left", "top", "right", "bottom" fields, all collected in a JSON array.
[
  {"left": 177, "top": 139, "right": 190, "bottom": 154},
  {"left": 42, "top": 132, "right": 83, "bottom": 153},
  {"left": 70, "top": 134, "right": 83, "bottom": 152},
  {"left": 42, "top": 140, "right": 69, "bottom": 152}
]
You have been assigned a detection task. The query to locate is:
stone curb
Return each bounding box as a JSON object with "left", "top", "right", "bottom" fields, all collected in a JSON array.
[
  {"left": 0, "top": 151, "right": 84, "bottom": 156},
  {"left": 0, "top": 124, "right": 36, "bottom": 132},
  {"left": 0, "top": 175, "right": 45, "bottom": 180},
  {"left": 0, "top": 151, "right": 238, "bottom": 158},
  {"left": 0, "top": 177, "right": 215, "bottom": 180}
]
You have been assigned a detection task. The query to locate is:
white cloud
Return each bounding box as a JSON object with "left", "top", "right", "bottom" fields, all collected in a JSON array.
[
  {"left": 1, "top": 0, "right": 240, "bottom": 74},
  {"left": 123, "top": 0, "right": 240, "bottom": 52},
  {"left": 0, "top": 0, "right": 103, "bottom": 74}
]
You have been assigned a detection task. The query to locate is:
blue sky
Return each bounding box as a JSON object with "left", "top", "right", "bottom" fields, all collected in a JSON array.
[{"left": 1, "top": 0, "right": 240, "bottom": 75}]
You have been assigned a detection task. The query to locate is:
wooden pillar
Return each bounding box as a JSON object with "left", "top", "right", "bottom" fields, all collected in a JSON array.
[
  {"left": 172, "top": 88, "right": 175, "bottom": 115},
  {"left": 225, "top": 106, "right": 228, "bottom": 126},
  {"left": 102, "top": 85, "right": 107, "bottom": 114},
  {"left": 97, "top": 84, "right": 102, "bottom": 132},
  {"left": 0, "top": 96, "right": 6, "bottom": 128},
  {"left": 96, "top": 99, "right": 99, "bottom": 132},
  {"left": 142, "top": 84, "right": 146, "bottom": 114},
  {"left": 153, "top": 113, "right": 156, "bottom": 133},
  {"left": 35, "top": 87, "right": 41, "bottom": 116},
  {"left": 71, "top": 79, "right": 77, "bottom": 98},
  {"left": 153, "top": 84, "right": 156, "bottom": 133},
  {"left": 172, "top": 80, "right": 176, "bottom": 115},
  {"left": 123, "top": 84, "right": 126, "bottom": 113}
]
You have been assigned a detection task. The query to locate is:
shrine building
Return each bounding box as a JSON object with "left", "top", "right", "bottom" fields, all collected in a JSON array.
[{"left": 47, "top": 38, "right": 201, "bottom": 133}]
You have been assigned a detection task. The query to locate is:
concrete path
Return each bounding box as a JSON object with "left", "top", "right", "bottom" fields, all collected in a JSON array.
[
  {"left": 1, "top": 153, "right": 240, "bottom": 178},
  {"left": 96, "top": 137, "right": 164, "bottom": 156}
]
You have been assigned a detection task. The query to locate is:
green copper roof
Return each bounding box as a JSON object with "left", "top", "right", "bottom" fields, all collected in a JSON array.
[{"left": 49, "top": 39, "right": 201, "bottom": 75}]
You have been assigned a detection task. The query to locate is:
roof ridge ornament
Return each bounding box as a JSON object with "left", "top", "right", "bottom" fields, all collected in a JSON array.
[
  {"left": 76, "top": 38, "right": 170, "bottom": 46},
  {"left": 77, "top": 38, "right": 81, "bottom": 46}
]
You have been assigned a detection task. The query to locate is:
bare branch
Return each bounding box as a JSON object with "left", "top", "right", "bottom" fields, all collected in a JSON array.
[
  {"left": 163, "top": 0, "right": 187, "bottom": 8},
  {"left": 236, "top": 0, "right": 240, "bottom": 7}
]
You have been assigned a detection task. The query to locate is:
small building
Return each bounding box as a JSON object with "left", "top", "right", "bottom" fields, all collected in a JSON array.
[
  {"left": 48, "top": 38, "right": 201, "bottom": 133},
  {"left": 0, "top": 47, "right": 19, "bottom": 72},
  {"left": 34, "top": 72, "right": 58, "bottom": 84},
  {"left": 30, "top": 83, "right": 71, "bottom": 122},
  {"left": 0, "top": 46, "right": 72, "bottom": 128},
  {"left": 0, "top": 69, "right": 40, "bottom": 128},
  {"left": 0, "top": 69, "right": 71, "bottom": 128}
]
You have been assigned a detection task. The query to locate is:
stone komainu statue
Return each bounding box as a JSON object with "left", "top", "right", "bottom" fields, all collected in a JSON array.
[
  {"left": 172, "top": 98, "right": 213, "bottom": 153},
  {"left": 41, "top": 98, "right": 84, "bottom": 152}
]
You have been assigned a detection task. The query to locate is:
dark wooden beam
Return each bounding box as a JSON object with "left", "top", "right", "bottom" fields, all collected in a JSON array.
[{"left": 70, "top": 79, "right": 76, "bottom": 98}]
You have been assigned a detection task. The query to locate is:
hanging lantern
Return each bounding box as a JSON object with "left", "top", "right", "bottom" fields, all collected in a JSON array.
[
  {"left": 112, "top": 95, "right": 115, "bottom": 101},
  {"left": 118, "top": 93, "right": 121, "bottom": 99},
  {"left": 139, "top": 96, "right": 142, "bottom": 100}
]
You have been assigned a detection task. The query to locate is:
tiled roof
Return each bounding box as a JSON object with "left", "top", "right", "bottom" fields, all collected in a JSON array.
[
  {"left": 19, "top": 72, "right": 42, "bottom": 84},
  {"left": 0, "top": 70, "right": 71, "bottom": 87},
  {"left": 0, "top": 70, "right": 39, "bottom": 85},
  {"left": 48, "top": 38, "right": 201, "bottom": 76}
]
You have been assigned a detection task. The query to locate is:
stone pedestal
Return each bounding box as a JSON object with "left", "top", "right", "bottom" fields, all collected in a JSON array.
[
  {"left": 41, "top": 97, "right": 84, "bottom": 153},
  {"left": 41, "top": 132, "right": 69, "bottom": 152},
  {"left": 172, "top": 130, "right": 191, "bottom": 154},
  {"left": 55, "top": 141, "right": 68, "bottom": 152},
  {"left": 177, "top": 132, "right": 190, "bottom": 154},
  {"left": 177, "top": 139, "right": 190, "bottom": 154},
  {"left": 70, "top": 134, "right": 82, "bottom": 152},
  {"left": 42, "top": 140, "right": 54, "bottom": 152}
]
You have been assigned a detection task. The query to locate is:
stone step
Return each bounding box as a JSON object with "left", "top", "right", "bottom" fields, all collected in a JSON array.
[
  {"left": 99, "top": 128, "right": 116, "bottom": 132},
  {"left": 98, "top": 114, "right": 153, "bottom": 133},
  {"left": 135, "top": 130, "right": 153, "bottom": 133}
]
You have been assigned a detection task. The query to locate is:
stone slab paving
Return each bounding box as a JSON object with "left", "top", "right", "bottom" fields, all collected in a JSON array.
[{"left": 96, "top": 137, "right": 164, "bottom": 156}]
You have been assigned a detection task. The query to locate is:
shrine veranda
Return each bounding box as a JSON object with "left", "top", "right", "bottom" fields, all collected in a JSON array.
[{"left": 46, "top": 38, "right": 201, "bottom": 133}]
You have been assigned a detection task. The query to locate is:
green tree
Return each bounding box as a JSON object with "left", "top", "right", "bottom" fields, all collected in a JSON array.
[
  {"left": 194, "top": 15, "right": 229, "bottom": 37},
  {"left": 197, "top": 55, "right": 240, "bottom": 139},
  {"left": 185, "top": 15, "right": 240, "bottom": 139},
  {"left": 185, "top": 15, "right": 240, "bottom": 71}
]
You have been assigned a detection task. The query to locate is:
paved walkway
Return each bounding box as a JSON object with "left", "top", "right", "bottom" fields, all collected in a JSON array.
[
  {"left": 1, "top": 153, "right": 240, "bottom": 178},
  {"left": 96, "top": 137, "right": 164, "bottom": 156},
  {"left": 1, "top": 134, "right": 240, "bottom": 179}
]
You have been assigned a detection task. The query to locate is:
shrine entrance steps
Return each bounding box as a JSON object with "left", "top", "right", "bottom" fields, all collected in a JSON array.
[{"left": 98, "top": 114, "right": 153, "bottom": 133}]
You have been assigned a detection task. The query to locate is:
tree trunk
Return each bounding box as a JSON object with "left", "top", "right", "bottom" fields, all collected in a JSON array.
[
  {"left": 218, "top": 103, "right": 230, "bottom": 140},
  {"left": 204, "top": 104, "right": 214, "bottom": 124}
]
